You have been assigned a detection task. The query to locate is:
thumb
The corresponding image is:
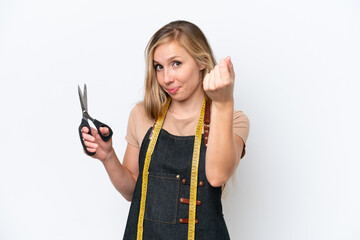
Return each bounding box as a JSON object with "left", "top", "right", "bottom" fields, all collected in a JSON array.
[
  {"left": 225, "top": 56, "right": 231, "bottom": 67},
  {"left": 99, "top": 126, "right": 109, "bottom": 136},
  {"left": 224, "top": 56, "right": 235, "bottom": 79}
]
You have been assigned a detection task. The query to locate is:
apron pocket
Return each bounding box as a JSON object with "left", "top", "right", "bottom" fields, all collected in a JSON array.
[{"left": 144, "top": 172, "right": 180, "bottom": 224}]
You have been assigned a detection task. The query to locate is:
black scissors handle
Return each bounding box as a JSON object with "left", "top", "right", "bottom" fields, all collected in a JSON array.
[
  {"left": 92, "top": 119, "right": 113, "bottom": 142},
  {"left": 78, "top": 118, "right": 113, "bottom": 156},
  {"left": 79, "top": 119, "right": 95, "bottom": 156}
]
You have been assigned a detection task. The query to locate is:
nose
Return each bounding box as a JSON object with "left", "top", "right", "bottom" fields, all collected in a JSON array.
[{"left": 163, "top": 68, "right": 174, "bottom": 84}]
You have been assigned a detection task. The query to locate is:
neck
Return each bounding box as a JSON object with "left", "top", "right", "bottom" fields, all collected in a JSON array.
[{"left": 169, "top": 91, "right": 205, "bottom": 118}]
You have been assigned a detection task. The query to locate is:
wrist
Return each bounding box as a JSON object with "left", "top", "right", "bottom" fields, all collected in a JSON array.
[
  {"left": 102, "top": 148, "right": 115, "bottom": 165},
  {"left": 211, "top": 99, "right": 234, "bottom": 112}
]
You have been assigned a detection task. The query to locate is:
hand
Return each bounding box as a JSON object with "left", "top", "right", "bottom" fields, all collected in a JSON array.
[
  {"left": 81, "top": 126, "right": 113, "bottom": 162},
  {"left": 203, "top": 56, "right": 235, "bottom": 104}
]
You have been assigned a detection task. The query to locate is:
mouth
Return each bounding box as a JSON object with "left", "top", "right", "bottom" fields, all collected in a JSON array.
[{"left": 167, "top": 87, "right": 180, "bottom": 94}]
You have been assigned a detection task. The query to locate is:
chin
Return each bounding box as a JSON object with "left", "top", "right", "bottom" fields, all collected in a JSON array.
[{"left": 169, "top": 94, "right": 187, "bottom": 102}]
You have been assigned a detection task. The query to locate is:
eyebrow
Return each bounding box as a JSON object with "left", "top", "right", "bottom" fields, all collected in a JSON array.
[{"left": 153, "top": 55, "right": 181, "bottom": 65}]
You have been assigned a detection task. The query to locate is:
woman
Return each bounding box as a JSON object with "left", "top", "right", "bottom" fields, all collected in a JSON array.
[{"left": 81, "top": 20, "right": 250, "bottom": 240}]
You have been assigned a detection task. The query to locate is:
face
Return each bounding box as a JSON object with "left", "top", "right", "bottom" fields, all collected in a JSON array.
[{"left": 153, "top": 41, "right": 204, "bottom": 103}]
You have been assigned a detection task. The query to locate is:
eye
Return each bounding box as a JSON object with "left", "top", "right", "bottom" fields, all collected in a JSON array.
[
  {"left": 173, "top": 61, "right": 182, "bottom": 67},
  {"left": 154, "top": 64, "right": 163, "bottom": 71}
]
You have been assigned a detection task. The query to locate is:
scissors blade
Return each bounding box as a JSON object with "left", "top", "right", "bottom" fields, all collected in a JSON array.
[
  {"left": 84, "top": 84, "right": 88, "bottom": 111},
  {"left": 78, "top": 85, "right": 87, "bottom": 112}
]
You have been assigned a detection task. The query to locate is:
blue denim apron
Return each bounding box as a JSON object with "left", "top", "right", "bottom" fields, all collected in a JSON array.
[{"left": 123, "top": 127, "right": 231, "bottom": 240}]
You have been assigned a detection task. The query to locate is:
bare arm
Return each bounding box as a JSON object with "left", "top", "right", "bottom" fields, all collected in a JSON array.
[
  {"left": 101, "top": 144, "right": 139, "bottom": 201},
  {"left": 203, "top": 57, "right": 244, "bottom": 187},
  {"left": 205, "top": 100, "right": 244, "bottom": 187},
  {"left": 81, "top": 126, "right": 139, "bottom": 201}
]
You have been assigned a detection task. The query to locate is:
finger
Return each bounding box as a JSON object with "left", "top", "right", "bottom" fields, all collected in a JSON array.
[
  {"left": 225, "top": 56, "right": 231, "bottom": 67},
  {"left": 81, "top": 126, "right": 89, "bottom": 133},
  {"left": 209, "top": 69, "right": 216, "bottom": 90},
  {"left": 82, "top": 132, "right": 95, "bottom": 142},
  {"left": 219, "top": 59, "right": 231, "bottom": 81},
  {"left": 83, "top": 140, "right": 98, "bottom": 149},
  {"left": 82, "top": 126, "right": 98, "bottom": 136},
  {"left": 214, "top": 63, "right": 224, "bottom": 88},
  {"left": 82, "top": 146, "right": 96, "bottom": 154},
  {"left": 86, "top": 147, "right": 97, "bottom": 153},
  {"left": 203, "top": 73, "right": 210, "bottom": 91},
  {"left": 225, "top": 56, "right": 235, "bottom": 80},
  {"left": 90, "top": 127, "right": 98, "bottom": 136},
  {"left": 100, "top": 127, "right": 109, "bottom": 136}
]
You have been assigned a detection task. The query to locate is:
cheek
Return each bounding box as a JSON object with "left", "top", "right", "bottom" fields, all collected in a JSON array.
[
  {"left": 181, "top": 67, "right": 199, "bottom": 83},
  {"left": 189, "top": 69, "right": 201, "bottom": 84},
  {"left": 155, "top": 73, "right": 163, "bottom": 85}
]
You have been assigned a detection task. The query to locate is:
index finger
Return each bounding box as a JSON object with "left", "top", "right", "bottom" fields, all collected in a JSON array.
[{"left": 81, "top": 126, "right": 89, "bottom": 133}]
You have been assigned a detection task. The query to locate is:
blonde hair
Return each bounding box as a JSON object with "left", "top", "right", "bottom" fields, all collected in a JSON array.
[{"left": 143, "top": 20, "right": 217, "bottom": 120}]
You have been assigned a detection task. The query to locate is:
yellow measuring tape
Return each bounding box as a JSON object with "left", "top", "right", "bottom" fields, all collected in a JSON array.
[
  {"left": 136, "top": 97, "right": 206, "bottom": 240},
  {"left": 187, "top": 98, "right": 206, "bottom": 240},
  {"left": 136, "top": 98, "right": 171, "bottom": 240}
]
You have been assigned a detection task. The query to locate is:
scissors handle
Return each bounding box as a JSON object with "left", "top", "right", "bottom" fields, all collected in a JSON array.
[
  {"left": 79, "top": 118, "right": 95, "bottom": 156},
  {"left": 92, "top": 119, "right": 113, "bottom": 142},
  {"left": 78, "top": 119, "right": 113, "bottom": 156}
]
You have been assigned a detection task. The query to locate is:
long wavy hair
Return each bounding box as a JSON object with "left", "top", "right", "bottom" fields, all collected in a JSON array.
[{"left": 143, "top": 20, "right": 217, "bottom": 120}]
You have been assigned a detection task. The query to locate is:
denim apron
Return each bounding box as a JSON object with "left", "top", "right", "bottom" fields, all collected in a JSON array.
[{"left": 123, "top": 126, "right": 231, "bottom": 240}]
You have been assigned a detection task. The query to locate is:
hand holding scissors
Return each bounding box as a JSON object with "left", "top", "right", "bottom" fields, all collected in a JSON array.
[{"left": 78, "top": 84, "right": 113, "bottom": 156}]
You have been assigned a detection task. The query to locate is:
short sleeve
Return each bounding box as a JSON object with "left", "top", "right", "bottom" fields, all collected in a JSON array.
[
  {"left": 233, "top": 110, "right": 250, "bottom": 159},
  {"left": 125, "top": 106, "right": 139, "bottom": 148},
  {"left": 125, "top": 103, "right": 154, "bottom": 149}
]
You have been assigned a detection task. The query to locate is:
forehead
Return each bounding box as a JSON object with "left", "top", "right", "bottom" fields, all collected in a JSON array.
[{"left": 153, "top": 41, "right": 191, "bottom": 62}]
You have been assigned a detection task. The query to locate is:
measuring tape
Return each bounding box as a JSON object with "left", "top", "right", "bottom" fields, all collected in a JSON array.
[
  {"left": 136, "top": 98, "right": 206, "bottom": 240},
  {"left": 136, "top": 98, "right": 170, "bottom": 240},
  {"left": 187, "top": 98, "right": 205, "bottom": 240}
]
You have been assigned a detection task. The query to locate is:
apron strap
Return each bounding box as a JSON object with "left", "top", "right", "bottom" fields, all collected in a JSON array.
[{"left": 204, "top": 100, "right": 211, "bottom": 146}]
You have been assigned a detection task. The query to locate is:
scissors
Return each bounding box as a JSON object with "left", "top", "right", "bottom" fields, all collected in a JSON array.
[{"left": 78, "top": 84, "right": 113, "bottom": 156}]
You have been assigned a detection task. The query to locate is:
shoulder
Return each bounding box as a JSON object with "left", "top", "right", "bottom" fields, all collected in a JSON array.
[
  {"left": 128, "top": 102, "right": 153, "bottom": 122},
  {"left": 128, "top": 101, "right": 155, "bottom": 130},
  {"left": 129, "top": 101, "right": 146, "bottom": 118},
  {"left": 232, "top": 110, "right": 250, "bottom": 144},
  {"left": 233, "top": 110, "right": 250, "bottom": 127},
  {"left": 126, "top": 102, "right": 154, "bottom": 148}
]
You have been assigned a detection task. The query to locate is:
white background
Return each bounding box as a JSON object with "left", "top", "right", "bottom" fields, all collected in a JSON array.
[{"left": 1, "top": 0, "right": 359, "bottom": 239}]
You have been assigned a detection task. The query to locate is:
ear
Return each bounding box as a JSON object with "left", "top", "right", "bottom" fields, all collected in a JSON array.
[{"left": 199, "top": 64, "right": 206, "bottom": 71}]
